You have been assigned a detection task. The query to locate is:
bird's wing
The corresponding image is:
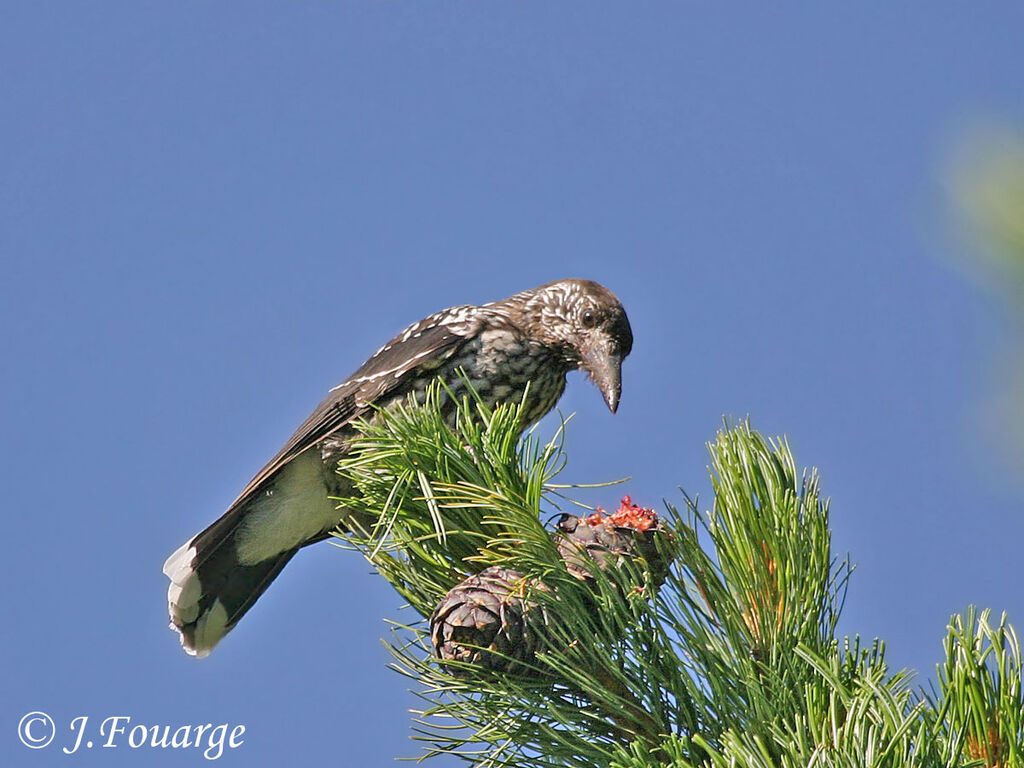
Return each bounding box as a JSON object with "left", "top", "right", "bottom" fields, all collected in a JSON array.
[{"left": 229, "top": 307, "right": 483, "bottom": 509}]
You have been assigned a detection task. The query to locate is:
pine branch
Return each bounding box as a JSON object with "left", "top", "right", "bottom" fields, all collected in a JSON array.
[
  {"left": 331, "top": 383, "right": 1024, "bottom": 768},
  {"left": 931, "top": 607, "right": 1023, "bottom": 767}
]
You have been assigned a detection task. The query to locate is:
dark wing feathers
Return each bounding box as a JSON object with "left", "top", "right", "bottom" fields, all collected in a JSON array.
[{"left": 227, "top": 309, "right": 481, "bottom": 510}]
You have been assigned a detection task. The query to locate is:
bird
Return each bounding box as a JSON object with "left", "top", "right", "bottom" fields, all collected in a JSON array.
[{"left": 163, "top": 278, "right": 633, "bottom": 657}]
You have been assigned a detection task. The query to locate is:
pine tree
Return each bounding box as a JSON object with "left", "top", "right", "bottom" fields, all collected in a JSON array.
[{"left": 332, "top": 382, "right": 1023, "bottom": 768}]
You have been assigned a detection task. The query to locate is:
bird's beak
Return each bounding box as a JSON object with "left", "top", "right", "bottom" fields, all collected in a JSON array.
[{"left": 581, "top": 341, "right": 623, "bottom": 414}]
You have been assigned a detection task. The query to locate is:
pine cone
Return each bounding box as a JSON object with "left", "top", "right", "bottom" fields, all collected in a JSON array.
[
  {"left": 555, "top": 496, "right": 671, "bottom": 587},
  {"left": 430, "top": 566, "right": 549, "bottom": 677}
]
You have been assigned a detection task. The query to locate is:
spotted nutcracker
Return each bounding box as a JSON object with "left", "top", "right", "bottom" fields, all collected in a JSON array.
[{"left": 163, "top": 278, "right": 633, "bottom": 657}]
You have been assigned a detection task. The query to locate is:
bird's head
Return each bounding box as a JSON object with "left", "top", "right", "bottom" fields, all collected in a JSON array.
[{"left": 513, "top": 278, "right": 633, "bottom": 413}]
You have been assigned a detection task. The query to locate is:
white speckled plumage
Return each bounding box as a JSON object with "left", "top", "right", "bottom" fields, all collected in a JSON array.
[{"left": 163, "top": 279, "right": 632, "bottom": 656}]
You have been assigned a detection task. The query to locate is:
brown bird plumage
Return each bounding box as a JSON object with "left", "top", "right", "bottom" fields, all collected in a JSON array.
[{"left": 163, "top": 278, "right": 633, "bottom": 656}]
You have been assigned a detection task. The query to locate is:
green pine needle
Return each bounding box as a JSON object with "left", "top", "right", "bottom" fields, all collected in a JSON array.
[{"left": 330, "top": 382, "right": 1023, "bottom": 768}]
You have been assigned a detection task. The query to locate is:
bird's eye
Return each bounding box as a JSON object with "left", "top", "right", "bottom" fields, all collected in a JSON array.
[{"left": 581, "top": 309, "right": 597, "bottom": 328}]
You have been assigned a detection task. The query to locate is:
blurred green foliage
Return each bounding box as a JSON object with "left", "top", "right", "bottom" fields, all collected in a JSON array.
[
  {"left": 954, "top": 130, "right": 1024, "bottom": 296},
  {"left": 951, "top": 127, "right": 1024, "bottom": 468}
]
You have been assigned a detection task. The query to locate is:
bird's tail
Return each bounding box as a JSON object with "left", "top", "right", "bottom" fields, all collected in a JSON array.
[{"left": 163, "top": 518, "right": 298, "bottom": 657}]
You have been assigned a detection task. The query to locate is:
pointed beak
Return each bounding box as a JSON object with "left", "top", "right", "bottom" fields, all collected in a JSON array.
[{"left": 581, "top": 341, "right": 623, "bottom": 414}]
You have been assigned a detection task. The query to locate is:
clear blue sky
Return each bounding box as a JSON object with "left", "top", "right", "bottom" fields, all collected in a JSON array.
[{"left": 3, "top": 4, "right": 1022, "bottom": 766}]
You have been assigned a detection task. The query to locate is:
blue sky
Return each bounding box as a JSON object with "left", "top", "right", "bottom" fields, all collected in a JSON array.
[{"left": 2, "top": 3, "right": 1023, "bottom": 766}]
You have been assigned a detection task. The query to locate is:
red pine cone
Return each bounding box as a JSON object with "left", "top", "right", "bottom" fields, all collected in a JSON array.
[{"left": 555, "top": 496, "right": 671, "bottom": 586}]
